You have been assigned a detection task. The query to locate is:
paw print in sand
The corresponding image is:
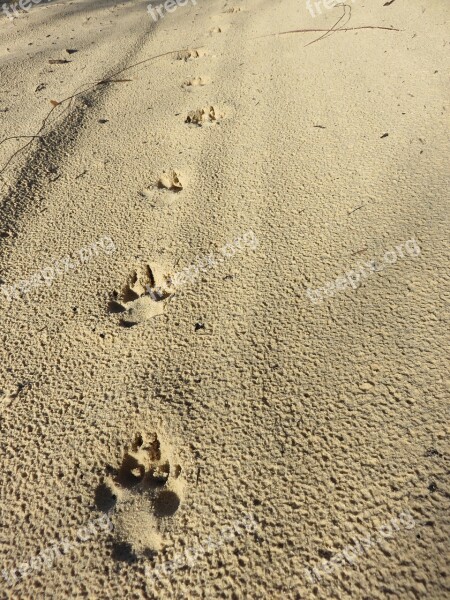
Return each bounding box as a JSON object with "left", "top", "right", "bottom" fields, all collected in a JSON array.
[
  {"left": 185, "top": 106, "right": 224, "bottom": 127},
  {"left": 157, "top": 170, "right": 183, "bottom": 192},
  {"left": 95, "top": 432, "right": 185, "bottom": 556},
  {"left": 182, "top": 77, "right": 209, "bottom": 90},
  {"left": 176, "top": 48, "right": 206, "bottom": 61},
  {"left": 108, "top": 264, "right": 174, "bottom": 326}
]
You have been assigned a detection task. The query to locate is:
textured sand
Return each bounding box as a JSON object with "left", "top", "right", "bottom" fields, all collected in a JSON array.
[{"left": 0, "top": 0, "right": 449, "bottom": 598}]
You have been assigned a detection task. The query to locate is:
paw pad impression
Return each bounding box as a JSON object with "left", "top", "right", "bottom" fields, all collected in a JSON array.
[
  {"left": 109, "top": 264, "right": 174, "bottom": 326},
  {"left": 185, "top": 106, "right": 223, "bottom": 126},
  {"left": 96, "top": 432, "right": 185, "bottom": 555}
]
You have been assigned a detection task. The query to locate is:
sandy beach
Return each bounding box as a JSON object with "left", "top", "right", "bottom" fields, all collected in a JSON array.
[{"left": 0, "top": 0, "right": 449, "bottom": 598}]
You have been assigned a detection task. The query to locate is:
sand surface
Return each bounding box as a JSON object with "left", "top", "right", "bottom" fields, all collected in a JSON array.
[{"left": 0, "top": 0, "right": 449, "bottom": 598}]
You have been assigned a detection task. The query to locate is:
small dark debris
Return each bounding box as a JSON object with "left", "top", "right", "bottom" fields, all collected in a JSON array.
[
  {"left": 35, "top": 83, "right": 47, "bottom": 92},
  {"left": 49, "top": 59, "right": 71, "bottom": 64},
  {"left": 313, "top": 125, "right": 326, "bottom": 129},
  {"left": 318, "top": 549, "right": 333, "bottom": 560},
  {"left": 17, "top": 381, "right": 32, "bottom": 392},
  {"left": 428, "top": 482, "right": 437, "bottom": 493},
  {"left": 348, "top": 205, "right": 364, "bottom": 215},
  {"left": 66, "top": 49, "right": 78, "bottom": 54},
  {"left": 98, "top": 119, "right": 109, "bottom": 124},
  {"left": 384, "top": 0, "right": 396, "bottom": 5},
  {"left": 425, "top": 448, "right": 440, "bottom": 457},
  {"left": 381, "top": 133, "right": 389, "bottom": 138},
  {"left": 194, "top": 322, "right": 205, "bottom": 331}
]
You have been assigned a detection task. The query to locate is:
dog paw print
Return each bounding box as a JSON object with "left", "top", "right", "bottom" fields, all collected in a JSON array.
[
  {"left": 185, "top": 106, "right": 224, "bottom": 127},
  {"left": 182, "top": 76, "right": 209, "bottom": 90},
  {"left": 95, "top": 432, "right": 185, "bottom": 555},
  {"left": 157, "top": 170, "right": 183, "bottom": 191},
  {"left": 176, "top": 49, "right": 205, "bottom": 61},
  {"left": 108, "top": 264, "right": 174, "bottom": 326}
]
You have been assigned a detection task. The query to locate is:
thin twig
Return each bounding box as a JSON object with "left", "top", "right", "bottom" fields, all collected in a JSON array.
[
  {"left": 258, "top": 24, "right": 400, "bottom": 38},
  {"left": 305, "top": 2, "right": 352, "bottom": 48},
  {"left": 256, "top": 2, "right": 400, "bottom": 46},
  {"left": 351, "top": 246, "right": 368, "bottom": 256},
  {"left": 348, "top": 205, "right": 364, "bottom": 215},
  {"left": 0, "top": 47, "right": 203, "bottom": 177},
  {"left": 1, "top": 135, "right": 44, "bottom": 142}
]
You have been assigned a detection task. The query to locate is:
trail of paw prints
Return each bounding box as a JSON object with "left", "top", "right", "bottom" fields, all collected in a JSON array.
[
  {"left": 108, "top": 264, "right": 174, "bottom": 326},
  {"left": 95, "top": 432, "right": 185, "bottom": 557}
]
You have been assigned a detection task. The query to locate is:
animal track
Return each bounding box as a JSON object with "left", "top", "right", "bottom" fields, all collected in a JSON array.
[
  {"left": 224, "top": 6, "right": 241, "bottom": 13},
  {"left": 176, "top": 49, "right": 205, "bottom": 61},
  {"left": 95, "top": 432, "right": 185, "bottom": 555},
  {"left": 182, "top": 76, "right": 209, "bottom": 90},
  {"left": 185, "top": 106, "right": 224, "bottom": 126},
  {"left": 108, "top": 264, "right": 174, "bottom": 326},
  {"left": 157, "top": 169, "right": 183, "bottom": 191}
]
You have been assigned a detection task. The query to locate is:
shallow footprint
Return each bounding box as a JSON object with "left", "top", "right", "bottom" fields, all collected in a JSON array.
[
  {"left": 185, "top": 106, "right": 224, "bottom": 127},
  {"left": 176, "top": 48, "right": 206, "bottom": 61},
  {"left": 182, "top": 76, "right": 209, "bottom": 90},
  {"left": 108, "top": 264, "right": 174, "bottom": 326},
  {"left": 95, "top": 432, "right": 185, "bottom": 555},
  {"left": 157, "top": 169, "right": 183, "bottom": 191}
]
